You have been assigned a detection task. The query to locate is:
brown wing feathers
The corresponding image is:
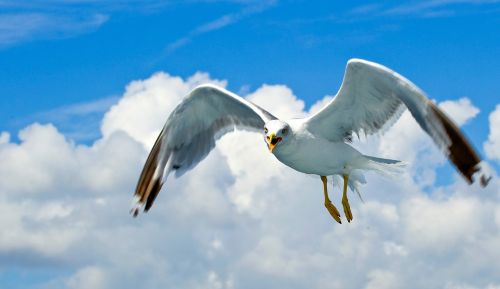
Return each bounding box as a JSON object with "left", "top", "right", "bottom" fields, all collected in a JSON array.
[
  {"left": 133, "top": 128, "right": 168, "bottom": 216},
  {"left": 428, "top": 102, "right": 490, "bottom": 187}
]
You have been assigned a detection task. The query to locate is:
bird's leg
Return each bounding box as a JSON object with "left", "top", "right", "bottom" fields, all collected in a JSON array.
[
  {"left": 321, "top": 176, "right": 341, "bottom": 224},
  {"left": 342, "top": 175, "right": 353, "bottom": 223}
]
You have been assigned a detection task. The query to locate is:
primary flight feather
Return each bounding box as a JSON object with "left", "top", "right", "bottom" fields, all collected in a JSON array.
[{"left": 131, "top": 59, "right": 491, "bottom": 223}]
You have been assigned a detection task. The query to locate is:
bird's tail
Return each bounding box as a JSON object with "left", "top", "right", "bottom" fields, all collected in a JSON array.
[
  {"left": 337, "top": 156, "right": 405, "bottom": 202},
  {"left": 361, "top": 155, "right": 407, "bottom": 178}
]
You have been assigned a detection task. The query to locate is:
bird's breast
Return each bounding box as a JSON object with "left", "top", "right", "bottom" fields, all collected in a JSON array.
[{"left": 272, "top": 136, "right": 358, "bottom": 175}]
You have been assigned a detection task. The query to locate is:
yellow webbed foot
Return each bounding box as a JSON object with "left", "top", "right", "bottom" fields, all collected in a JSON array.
[
  {"left": 342, "top": 175, "right": 353, "bottom": 223},
  {"left": 321, "top": 176, "right": 342, "bottom": 224},
  {"left": 325, "top": 199, "right": 342, "bottom": 224}
]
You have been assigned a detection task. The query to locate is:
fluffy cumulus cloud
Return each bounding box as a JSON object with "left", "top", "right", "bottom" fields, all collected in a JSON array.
[
  {"left": 1, "top": 71, "right": 500, "bottom": 289},
  {"left": 101, "top": 71, "right": 227, "bottom": 148},
  {"left": 484, "top": 104, "right": 500, "bottom": 162}
]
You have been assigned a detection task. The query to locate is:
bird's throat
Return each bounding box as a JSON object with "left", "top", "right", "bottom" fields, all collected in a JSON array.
[{"left": 268, "top": 137, "right": 282, "bottom": 152}]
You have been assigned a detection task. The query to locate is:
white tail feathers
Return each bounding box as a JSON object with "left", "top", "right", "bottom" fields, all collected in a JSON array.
[
  {"left": 332, "top": 172, "right": 367, "bottom": 202},
  {"left": 362, "top": 155, "right": 407, "bottom": 178}
]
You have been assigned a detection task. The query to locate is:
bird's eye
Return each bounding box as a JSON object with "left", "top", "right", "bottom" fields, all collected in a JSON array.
[
  {"left": 264, "top": 128, "right": 268, "bottom": 134},
  {"left": 281, "top": 128, "right": 288, "bottom": 135}
]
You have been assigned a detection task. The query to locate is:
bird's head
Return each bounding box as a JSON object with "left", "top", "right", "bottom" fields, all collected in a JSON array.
[{"left": 264, "top": 120, "right": 291, "bottom": 153}]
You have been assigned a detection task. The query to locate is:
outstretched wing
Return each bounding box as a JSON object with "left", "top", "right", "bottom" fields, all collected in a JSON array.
[
  {"left": 132, "top": 84, "right": 276, "bottom": 216},
  {"left": 306, "top": 58, "right": 490, "bottom": 187}
]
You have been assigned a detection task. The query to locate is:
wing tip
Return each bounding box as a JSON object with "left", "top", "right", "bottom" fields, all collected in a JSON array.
[
  {"left": 130, "top": 207, "right": 140, "bottom": 218},
  {"left": 472, "top": 161, "right": 493, "bottom": 188},
  {"left": 131, "top": 171, "right": 165, "bottom": 218},
  {"left": 427, "top": 103, "right": 491, "bottom": 187},
  {"left": 144, "top": 177, "right": 163, "bottom": 211},
  {"left": 130, "top": 195, "right": 145, "bottom": 218},
  {"left": 132, "top": 127, "right": 169, "bottom": 217}
]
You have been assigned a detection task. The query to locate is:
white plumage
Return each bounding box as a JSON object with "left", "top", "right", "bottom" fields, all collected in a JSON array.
[{"left": 131, "top": 59, "right": 490, "bottom": 223}]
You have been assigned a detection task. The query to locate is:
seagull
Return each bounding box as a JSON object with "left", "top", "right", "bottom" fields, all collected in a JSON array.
[{"left": 131, "top": 59, "right": 491, "bottom": 223}]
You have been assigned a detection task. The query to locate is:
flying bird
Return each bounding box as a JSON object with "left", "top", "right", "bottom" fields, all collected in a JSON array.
[{"left": 131, "top": 59, "right": 491, "bottom": 223}]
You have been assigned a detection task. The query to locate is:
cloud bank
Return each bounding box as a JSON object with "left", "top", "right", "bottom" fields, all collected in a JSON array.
[{"left": 1, "top": 71, "right": 499, "bottom": 289}]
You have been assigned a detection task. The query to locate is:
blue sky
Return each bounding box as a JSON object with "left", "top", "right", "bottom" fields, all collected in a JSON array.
[
  {"left": 1, "top": 0, "right": 499, "bottom": 142},
  {"left": 1, "top": 1, "right": 500, "bottom": 289}
]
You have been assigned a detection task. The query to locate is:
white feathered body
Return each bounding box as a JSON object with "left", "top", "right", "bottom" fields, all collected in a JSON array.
[
  {"left": 270, "top": 119, "right": 406, "bottom": 197},
  {"left": 272, "top": 119, "right": 364, "bottom": 176}
]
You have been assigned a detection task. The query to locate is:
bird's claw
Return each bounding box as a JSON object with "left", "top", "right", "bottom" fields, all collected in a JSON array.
[
  {"left": 324, "top": 201, "right": 342, "bottom": 224},
  {"left": 342, "top": 196, "right": 353, "bottom": 223}
]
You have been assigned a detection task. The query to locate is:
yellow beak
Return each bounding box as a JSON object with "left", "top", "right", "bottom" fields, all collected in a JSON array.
[{"left": 266, "top": 133, "right": 280, "bottom": 153}]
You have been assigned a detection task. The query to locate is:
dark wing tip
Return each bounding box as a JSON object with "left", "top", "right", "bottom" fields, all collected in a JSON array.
[
  {"left": 480, "top": 174, "right": 492, "bottom": 187},
  {"left": 428, "top": 103, "right": 488, "bottom": 186},
  {"left": 132, "top": 129, "right": 168, "bottom": 216},
  {"left": 130, "top": 207, "right": 140, "bottom": 218},
  {"left": 144, "top": 178, "right": 163, "bottom": 212}
]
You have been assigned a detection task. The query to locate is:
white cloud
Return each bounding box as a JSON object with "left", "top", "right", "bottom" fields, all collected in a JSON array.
[
  {"left": 246, "top": 84, "right": 306, "bottom": 119},
  {"left": 0, "top": 131, "right": 9, "bottom": 144},
  {"left": 0, "top": 201, "right": 79, "bottom": 256},
  {"left": 439, "top": 97, "right": 480, "bottom": 126},
  {"left": 101, "top": 72, "right": 227, "bottom": 148},
  {"left": 66, "top": 266, "right": 108, "bottom": 289},
  {"left": 308, "top": 95, "right": 333, "bottom": 115},
  {"left": 0, "top": 123, "right": 144, "bottom": 196},
  {"left": 364, "top": 269, "right": 401, "bottom": 289},
  {"left": 445, "top": 282, "right": 500, "bottom": 289},
  {"left": 401, "top": 196, "right": 483, "bottom": 252},
  {"left": 241, "top": 236, "right": 304, "bottom": 278},
  {"left": 383, "top": 242, "right": 408, "bottom": 256},
  {"left": 484, "top": 104, "right": 500, "bottom": 161},
  {"left": 1, "top": 71, "right": 499, "bottom": 289}
]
